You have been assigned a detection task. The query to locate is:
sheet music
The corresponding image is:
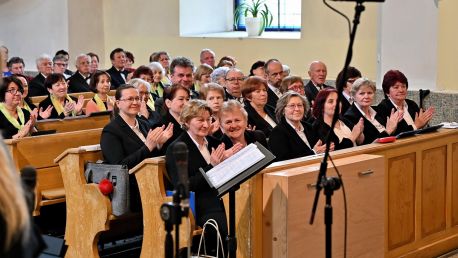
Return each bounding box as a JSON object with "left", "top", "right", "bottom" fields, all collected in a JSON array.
[{"left": 206, "top": 143, "right": 265, "bottom": 189}]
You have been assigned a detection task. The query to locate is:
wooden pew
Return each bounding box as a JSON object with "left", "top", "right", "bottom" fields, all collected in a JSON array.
[
  {"left": 55, "top": 146, "right": 196, "bottom": 258},
  {"left": 30, "top": 90, "right": 116, "bottom": 107},
  {"left": 4, "top": 128, "right": 103, "bottom": 216},
  {"left": 234, "top": 128, "right": 458, "bottom": 258},
  {"left": 35, "top": 113, "right": 110, "bottom": 133}
]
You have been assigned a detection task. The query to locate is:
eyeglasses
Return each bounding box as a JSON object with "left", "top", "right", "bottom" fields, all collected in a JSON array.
[
  {"left": 226, "top": 77, "right": 244, "bottom": 82},
  {"left": 119, "top": 97, "right": 141, "bottom": 103},
  {"left": 347, "top": 78, "right": 357, "bottom": 84},
  {"left": 54, "top": 63, "right": 68, "bottom": 67},
  {"left": 286, "top": 104, "right": 304, "bottom": 109},
  {"left": 6, "top": 89, "right": 23, "bottom": 95}
]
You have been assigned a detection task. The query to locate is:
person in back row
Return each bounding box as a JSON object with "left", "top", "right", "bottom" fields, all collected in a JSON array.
[
  {"left": 85, "top": 71, "right": 115, "bottom": 116},
  {"left": 304, "top": 61, "right": 333, "bottom": 105}
]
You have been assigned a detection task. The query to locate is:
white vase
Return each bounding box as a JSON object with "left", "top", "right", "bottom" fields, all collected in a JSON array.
[{"left": 245, "top": 17, "right": 263, "bottom": 37}]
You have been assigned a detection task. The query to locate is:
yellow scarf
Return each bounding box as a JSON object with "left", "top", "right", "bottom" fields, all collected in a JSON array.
[
  {"left": 51, "top": 94, "right": 76, "bottom": 116},
  {"left": 0, "top": 103, "right": 25, "bottom": 130},
  {"left": 93, "top": 94, "right": 107, "bottom": 112},
  {"left": 22, "top": 100, "right": 32, "bottom": 113},
  {"left": 147, "top": 94, "right": 155, "bottom": 111}
]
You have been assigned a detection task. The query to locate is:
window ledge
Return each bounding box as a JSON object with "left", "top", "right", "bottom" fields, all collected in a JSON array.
[{"left": 181, "top": 31, "right": 301, "bottom": 40}]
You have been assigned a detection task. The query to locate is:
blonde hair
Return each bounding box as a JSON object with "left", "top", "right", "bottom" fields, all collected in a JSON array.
[
  {"left": 180, "top": 99, "right": 212, "bottom": 130},
  {"left": 0, "top": 138, "right": 30, "bottom": 249}
]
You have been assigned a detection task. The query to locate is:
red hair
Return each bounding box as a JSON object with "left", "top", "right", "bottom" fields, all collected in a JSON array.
[{"left": 312, "top": 88, "right": 338, "bottom": 118}]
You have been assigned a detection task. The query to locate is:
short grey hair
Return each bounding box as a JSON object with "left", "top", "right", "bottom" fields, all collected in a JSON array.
[
  {"left": 75, "top": 54, "right": 90, "bottom": 67},
  {"left": 148, "top": 61, "right": 165, "bottom": 77},
  {"left": 219, "top": 100, "right": 248, "bottom": 121},
  {"left": 350, "top": 77, "right": 376, "bottom": 97},
  {"left": 36, "top": 54, "right": 52, "bottom": 66},
  {"left": 128, "top": 78, "right": 151, "bottom": 92},
  {"left": 211, "top": 67, "right": 230, "bottom": 83},
  {"left": 275, "top": 91, "right": 309, "bottom": 122}
]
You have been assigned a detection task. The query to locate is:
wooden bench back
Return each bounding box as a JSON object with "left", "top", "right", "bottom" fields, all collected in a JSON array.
[
  {"left": 35, "top": 114, "right": 110, "bottom": 133},
  {"left": 4, "top": 128, "right": 103, "bottom": 215},
  {"left": 30, "top": 90, "right": 116, "bottom": 108}
]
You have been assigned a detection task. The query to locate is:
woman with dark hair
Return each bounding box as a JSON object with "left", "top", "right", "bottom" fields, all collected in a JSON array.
[
  {"left": 0, "top": 77, "right": 36, "bottom": 139},
  {"left": 101, "top": 85, "right": 173, "bottom": 211},
  {"left": 87, "top": 52, "right": 99, "bottom": 74},
  {"left": 249, "top": 60, "right": 265, "bottom": 77},
  {"left": 312, "top": 88, "right": 364, "bottom": 150},
  {"left": 13, "top": 74, "right": 37, "bottom": 113},
  {"left": 377, "top": 70, "right": 434, "bottom": 134},
  {"left": 85, "top": 71, "right": 114, "bottom": 116},
  {"left": 166, "top": 100, "right": 242, "bottom": 257},
  {"left": 241, "top": 76, "right": 277, "bottom": 137},
  {"left": 268, "top": 91, "right": 329, "bottom": 161},
  {"left": 335, "top": 66, "right": 362, "bottom": 114},
  {"left": 161, "top": 85, "right": 190, "bottom": 148},
  {"left": 343, "top": 78, "right": 402, "bottom": 144},
  {"left": 219, "top": 100, "right": 268, "bottom": 148},
  {"left": 38, "top": 73, "right": 84, "bottom": 119}
]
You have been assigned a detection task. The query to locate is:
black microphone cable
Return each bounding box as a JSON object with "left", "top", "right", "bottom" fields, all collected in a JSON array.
[{"left": 323, "top": 0, "right": 352, "bottom": 38}]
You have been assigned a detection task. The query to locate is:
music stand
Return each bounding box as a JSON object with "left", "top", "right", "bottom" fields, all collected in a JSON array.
[{"left": 199, "top": 142, "right": 275, "bottom": 258}]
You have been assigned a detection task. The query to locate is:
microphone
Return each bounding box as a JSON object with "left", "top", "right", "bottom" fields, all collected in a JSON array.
[
  {"left": 173, "top": 141, "right": 189, "bottom": 201},
  {"left": 20, "top": 166, "right": 37, "bottom": 214}
]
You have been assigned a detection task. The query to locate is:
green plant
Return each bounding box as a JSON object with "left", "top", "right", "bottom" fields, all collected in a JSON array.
[{"left": 234, "top": 0, "right": 274, "bottom": 31}]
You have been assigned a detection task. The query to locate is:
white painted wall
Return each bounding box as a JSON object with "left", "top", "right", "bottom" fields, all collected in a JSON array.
[
  {"left": 0, "top": 0, "right": 69, "bottom": 71},
  {"left": 377, "top": 0, "right": 438, "bottom": 90},
  {"left": 179, "top": 0, "right": 233, "bottom": 36}
]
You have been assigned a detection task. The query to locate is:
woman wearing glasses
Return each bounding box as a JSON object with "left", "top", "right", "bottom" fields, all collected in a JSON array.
[
  {"left": 101, "top": 85, "right": 173, "bottom": 211},
  {"left": 335, "top": 66, "right": 362, "bottom": 115},
  {"left": 268, "top": 91, "right": 329, "bottom": 161},
  {"left": 0, "top": 76, "right": 37, "bottom": 139},
  {"left": 38, "top": 73, "right": 84, "bottom": 120}
]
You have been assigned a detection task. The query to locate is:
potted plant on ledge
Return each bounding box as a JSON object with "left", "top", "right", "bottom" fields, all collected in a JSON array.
[{"left": 234, "top": 0, "right": 273, "bottom": 37}]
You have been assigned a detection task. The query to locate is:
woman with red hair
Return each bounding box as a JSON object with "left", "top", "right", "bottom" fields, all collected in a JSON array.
[
  {"left": 377, "top": 70, "right": 434, "bottom": 134},
  {"left": 312, "top": 88, "right": 364, "bottom": 150}
]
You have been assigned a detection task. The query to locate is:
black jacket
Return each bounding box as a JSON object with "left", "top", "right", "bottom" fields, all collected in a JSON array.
[
  {"left": 38, "top": 95, "right": 80, "bottom": 120},
  {"left": 268, "top": 117, "right": 317, "bottom": 162},
  {"left": 0, "top": 108, "right": 31, "bottom": 139},
  {"left": 377, "top": 98, "right": 420, "bottom": 135},
  {"left": 312, "top": 117, "right": 355, "bottom": 150},
  {"left": 106, "top": 66, "right": 128, "bottom": 89},
  {"left": 67, "top": 72, "right": 91, "bottom": 93},
  {"left": 28, "top": 73, "right": 47, "bottom": 97},
  {"left": 343, "top": 104, "right": 390, "bottom": 145},
  {"left": 303, "top": 80, "right": 333, "bottom": 105},
  {"left": 244, "top": 100, "right": 277, "bottom": 138}
]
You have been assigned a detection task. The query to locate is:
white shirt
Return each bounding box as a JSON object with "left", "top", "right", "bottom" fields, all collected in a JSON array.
[
  {"left": 388, "top": 98, "right": 417, "bottom": 130},
  {"left": 128, "top": 119, "right": 146, "bottom": 143},
  {"left": 342, "top": 91, "right": 353, "bottom": 104},
  {"left": 264, "top": 114, "right": 277, "bottom": 128},
  {"left": 334, "top": 120, "right": 355, "bottom": 146},
  {"left": 187, "top": 131, "right": 211, "bottom": 164},
  {"left": 355, "top": 103, "right": 386, "bottom": 133},
  {"left": 285, "top": 118, "right": 314, "bottom": 151}
]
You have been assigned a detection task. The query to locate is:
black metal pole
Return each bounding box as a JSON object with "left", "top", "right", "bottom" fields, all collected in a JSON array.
[
  {"left": 309, "top": 2, "right": 366, "bottom": 257},
  {"left": 227, "top": 189, "right": 238, "bottom": 258}
]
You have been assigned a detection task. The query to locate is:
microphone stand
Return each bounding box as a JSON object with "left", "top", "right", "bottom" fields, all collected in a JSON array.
[
  {"left": 309, "top": 2, "right": 366, "bottom": 258},
  {"left": 227, "top": 185, "right": 240, "bottom": 258}
]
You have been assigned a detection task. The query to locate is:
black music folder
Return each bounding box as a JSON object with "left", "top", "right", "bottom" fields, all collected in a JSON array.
[{"left": 199, "top": 142, "right": 275, "bottom": 198}]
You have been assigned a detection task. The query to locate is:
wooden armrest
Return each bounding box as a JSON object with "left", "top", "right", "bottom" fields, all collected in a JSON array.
[{"left": 41, "top": 188, "right": 66, "bottom": 200}]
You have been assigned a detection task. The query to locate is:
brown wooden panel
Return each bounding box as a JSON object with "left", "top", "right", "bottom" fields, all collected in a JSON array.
[
  {"left": 37, "top": 166, "right": 63, "bottom": 189},
  {"left": 421, "top": 146, "right": 447, "bottom": 237},
  {"left": 35, "top": 114, "right": 110, "bottom": 133},
  {"left": 387, "top": 153, "right": 416, "bottom": 250},
  {"left": 451, "top": 143, "right": 458, "bottom": 227}
]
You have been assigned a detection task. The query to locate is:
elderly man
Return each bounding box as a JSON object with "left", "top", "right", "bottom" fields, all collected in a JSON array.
[
  {"left": 304, "top": 61, "right": 333, "bottom": 104},
  {"left": 53, "top": 54, "right": 70, "bottom": 79},
  {"left": 200, "top": 48, "right": 216, "bottom": 68},
  {"left": 29, "top": 54, "right": 53, "bottom": 97},
  {"left": 106, "top": 48, "right": 128, "bottom": 89},
  {"left": 67, "top": 54, "right": 92, "bottom": 93},
  {"left": 264, "top": 59, "right": 284, "bottom": 108},
  {"left": 223, "top": 68, "right": 244, "bottom": 103},
  {"left": 55, "top": 49, "right": 74, "bottom": 77}
]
